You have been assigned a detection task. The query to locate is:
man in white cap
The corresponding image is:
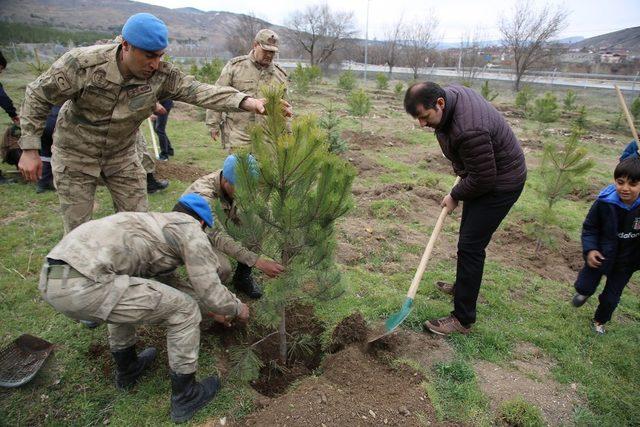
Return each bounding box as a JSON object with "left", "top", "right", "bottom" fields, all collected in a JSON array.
[
  {"left": 206, "top": 28, "right": 289, "bottom": 149},
  {"left": 18, "top": 13, "right": 289, "bottom": 233}
]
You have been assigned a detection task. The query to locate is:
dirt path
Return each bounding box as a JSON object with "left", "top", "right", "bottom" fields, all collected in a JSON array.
[{"left": 474, "top": 343, "right": 584, "bottom": 426}]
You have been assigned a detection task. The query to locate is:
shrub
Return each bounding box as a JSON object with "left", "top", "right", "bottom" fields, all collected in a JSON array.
[
  {"left": 319, "top": 103, "right": 347, "bottom": 153},
  {"left": 375, "top": 73, "right": 389, "bottom": 90},
  {"left": 531, "top": 92, "right": 560, "bottom": 123},
  {"left": 190, "top": 58, "right": 224, "bottom": 83},
  {"left": 532, "top": 129, "right": 594, "bottom": 253},
  {"left": 291, "top": 63, "right": 323, "bottom": 95},
  {"left": 563, "top": 89, "right": 577, "bottom": 111},
  {"left": 394, "top": 82, "right": 404, "bottom": 97},
  {"left": 573, "top": 105, "right": 588, "bottom": 129},
  {"left": 515, "top": 86, "right": 533, "bottom": 113},
  {"left": 347, "top": 89, "right": 371, "bottom": 132},
  {"left": 338, "top": 70, "right": 357, "bottom": 91}
]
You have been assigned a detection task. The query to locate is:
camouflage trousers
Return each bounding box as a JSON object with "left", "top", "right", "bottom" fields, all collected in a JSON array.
[
  {"left": 39, "top": 263, "right": 202, "bottom": 374},
  {"left": 135, "top": 130, "right": 155, "bottom": 174},
  {"left": 53, "top": 161, "right": 148, "bottom": 234}
]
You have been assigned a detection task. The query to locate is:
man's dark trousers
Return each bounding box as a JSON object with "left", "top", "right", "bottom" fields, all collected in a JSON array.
[
  {"left": 453, "top": 186, "right": 524, "bottom": 325},
  {"left": 575, "top": 266, "right": 633, "bottom": 324},
  {"left": 154, "top": 101, "right": 173, "bottom": 158}
]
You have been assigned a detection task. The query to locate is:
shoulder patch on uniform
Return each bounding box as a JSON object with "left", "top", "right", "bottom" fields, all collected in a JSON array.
[
  {"left": 274, "top": 63, "right": 288, "bottom": 76},
  {"left": 53, "top": 71, "right": 72, "bottom": 93},
  {"left": 157, "top": 61, "right": 173, "bottom": 75},
  {"left": 75, "top": 45, "right": 111, "bottom": 69},
  {"left": 166, "top": 68, "right": 180, "bottom": 92},
  {"left": 230, "top": 55, "right": 248, "bottom": 65},
  {"left": 91, "top": 69, "right": 108, "bottom": 88}
]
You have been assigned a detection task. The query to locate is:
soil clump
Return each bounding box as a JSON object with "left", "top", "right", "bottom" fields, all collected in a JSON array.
[{"left": 155, "top": 161, "right": 209, "bottom": 183}]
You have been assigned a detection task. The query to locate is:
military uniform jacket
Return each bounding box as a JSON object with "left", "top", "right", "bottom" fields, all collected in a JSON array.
[
  {"left": 47, "top": 211, "right": 243, "bottom": 317},
  {"left": 205, "top": 51, "right": 288, "bottom": 147},
  {"left": 183, "top": 170, "right": 259, "bottom": 266},
  {"left": 20, "top": 43, "right": 247, "bottom": 177}
]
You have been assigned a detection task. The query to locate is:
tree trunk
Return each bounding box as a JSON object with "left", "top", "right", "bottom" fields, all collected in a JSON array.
[
  {"left": 514, "top": 71, "right": 522, "bottom": 92},
  {"left": 278, "top": 306, "right": 287, "bottom": 364}
]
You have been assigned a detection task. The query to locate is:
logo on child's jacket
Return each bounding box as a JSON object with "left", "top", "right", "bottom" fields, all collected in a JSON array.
[{"left": 634, "top": 217, "right": 640, "bottom": 231}]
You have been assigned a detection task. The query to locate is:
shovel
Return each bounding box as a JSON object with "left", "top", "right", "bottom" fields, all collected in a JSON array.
[
  {"left": 0, "top": 334, "right": 54, "bottom": 388},
  {"left": 614, "top": 85, "right": 640, "bottom": 144},
  {"left": 369, "top": 176, "right": 460, "bottom": 343}
]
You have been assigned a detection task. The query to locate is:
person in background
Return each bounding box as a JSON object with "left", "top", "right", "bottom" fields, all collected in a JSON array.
[
  {"left": 152, "top": 99, "right": 174, "bottom": 161},
  {"left": 0, "top": 50, "right": 20, "bottom": 184},
  {"left": 36, "top": 104, "right": 61, "bottom": 193}
]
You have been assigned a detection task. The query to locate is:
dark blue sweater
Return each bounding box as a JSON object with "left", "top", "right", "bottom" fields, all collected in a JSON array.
[
  {"left": 582, "top": 184, "right": 640, "bottom": 273},
  {"left": 0, "top": 82, "right": 17, "bottom": 119}
]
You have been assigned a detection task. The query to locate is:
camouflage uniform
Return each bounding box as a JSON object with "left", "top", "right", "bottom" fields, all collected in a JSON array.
[
  {"left": 183, "top": 170, "right": 259, "bottom": 281},
  {"left": 19, "top": 42, "right": 248, "bottom": 233},
  {"left": 39, "top": 211, "right": 242, "bottom": 374},
  {"left": 205, "top": 50, "right": 287, "bottom": 149}
]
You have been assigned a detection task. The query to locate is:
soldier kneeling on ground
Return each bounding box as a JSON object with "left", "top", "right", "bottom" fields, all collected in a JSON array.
[
  {"left": 39, "top": 193, "right": 249, "bottom": 423},
  {"left": 184, "top": 154, "right": 285, "bottom": 299}
]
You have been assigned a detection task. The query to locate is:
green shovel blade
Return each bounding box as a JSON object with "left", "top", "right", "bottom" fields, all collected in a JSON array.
[{"left": 385, "top": 297, "right": 414, "bottom": 332}]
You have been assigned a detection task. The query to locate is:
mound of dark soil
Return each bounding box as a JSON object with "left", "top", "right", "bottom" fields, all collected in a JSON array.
[
  {"left": 240, "top": 345, "right": 437, "bottom": 426},
  {"left": 328, "top": 312, "right": 369, "bottom": 353},
  {"left": 155, "top": 161, "right": 209, "bottom": 183}
]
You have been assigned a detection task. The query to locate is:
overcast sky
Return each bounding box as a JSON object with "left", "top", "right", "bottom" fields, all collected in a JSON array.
[{"left": 136, "top": 0, "right": 639, "bottom": 42}]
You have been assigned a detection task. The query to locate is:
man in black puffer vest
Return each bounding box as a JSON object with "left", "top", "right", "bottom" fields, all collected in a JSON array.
[{"left": 404, "top": 82, "right": 527, "bottom": 335}]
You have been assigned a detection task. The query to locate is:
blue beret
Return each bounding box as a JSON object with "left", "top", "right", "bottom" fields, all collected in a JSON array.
[
  {"left": 122, "top": 13, "right": 168, "bottom": 51},
  {"left": 177, "top": 193, "right": 214, "bottom": 228},
  {"left": 222, "top": 154, "right": 258, "bottom": 186}
]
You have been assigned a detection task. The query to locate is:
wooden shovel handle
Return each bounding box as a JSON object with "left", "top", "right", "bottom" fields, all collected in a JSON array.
[
  {"left": 406, "top": 176, "right": 461, "bottom": 299},
  {"left": 615, "top": 85, "right": 640, "bottom": 144},
  {"left": 147, "top": 117, "right": 160, "bottom": 159}
]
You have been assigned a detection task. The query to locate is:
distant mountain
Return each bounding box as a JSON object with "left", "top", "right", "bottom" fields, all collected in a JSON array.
[
  {"left": 436, "top": 36, "right": 584, "bottom": 50},
  {"left": 570, "top": 26, "right": 640, "bottom": 52},
  {"left": 554, "top": 36, "right": 584, "bottom": 45},
  {"left": 0, "top": 0, "right": 289, "bottom": 57}
]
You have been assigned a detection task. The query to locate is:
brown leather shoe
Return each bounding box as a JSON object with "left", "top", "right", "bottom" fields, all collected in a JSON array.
[
  {"left": 436, "top": 281, "right": 455, "bottom": 296},
  {"left": 424, "top": 315, "right": 471, "bottom": 336}
]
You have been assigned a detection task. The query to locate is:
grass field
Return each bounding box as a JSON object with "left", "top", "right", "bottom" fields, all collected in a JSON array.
[{"left": 0, "top": 62, "right": 639, "bottom": 426}]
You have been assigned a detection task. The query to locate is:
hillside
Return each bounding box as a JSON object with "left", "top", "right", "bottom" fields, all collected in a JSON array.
[
  {"left": 0, "top": 0, "right": 290, "bottom": 56},
  {"left": 571, "top": 26, "right": 640, "bottom": 52}
]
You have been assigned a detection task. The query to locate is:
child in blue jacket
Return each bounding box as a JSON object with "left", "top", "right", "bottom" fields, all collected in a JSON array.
[{"left": 572, "top": 157, "right": 640, "bottom": 334}]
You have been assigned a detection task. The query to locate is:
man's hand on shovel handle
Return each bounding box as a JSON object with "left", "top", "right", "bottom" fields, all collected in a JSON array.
[{"left": 441, "top": 194, "right": 459, "bottom": 214}]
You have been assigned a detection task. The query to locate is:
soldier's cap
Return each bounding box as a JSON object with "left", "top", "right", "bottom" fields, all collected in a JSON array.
[
  {"left": 122, "top": 13, "right": 168, "bottom": 52},
  {"left": 222, "top": 154, "right": 259, "bottom": 186},
  {"left": 255, "top": 29, "right": 279, "bottom": 52},
  {"left": 177, "top": 193, "right": 214, "bottom": 227}
]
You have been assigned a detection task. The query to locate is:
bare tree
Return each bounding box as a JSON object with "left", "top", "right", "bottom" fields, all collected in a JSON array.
[
  {"left": 457, "top": 28, "right": 486, "bottom": 84},
  {"left": 499, "top": 1, "right": 568, "bottom": 90},
  {"left": 382, "top": 17, "right": 404, "bottom": 76},
  {"left": 286, "top": 4, "right": 357, "bottom": 66},
  {"left": 401, "top": 16, "right": 439, "bottom": 80},
  {"left": 225, "top": 13, "right": 263, "bottom": 57}
]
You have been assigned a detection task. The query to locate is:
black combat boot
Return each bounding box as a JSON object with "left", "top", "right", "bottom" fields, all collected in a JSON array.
[
  {"left": 147, "top": 173, "right": 169, "bottom": 194},
  {"left": 170, "top": 371, "right": 220, "bottom": 423},
  {"left": 36, "top": 161, "right": 55, "bottom": 193},
  {"left": 111, "top": 345, "right": 157, "bottom": 390},
  {"left": 231, "top": 263, "right": 262, "bottom": 299}
]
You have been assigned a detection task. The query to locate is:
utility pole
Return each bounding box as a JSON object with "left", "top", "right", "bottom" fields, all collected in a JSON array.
[{"left": 364, "top": 0, "right": 370, "bottom": 82}]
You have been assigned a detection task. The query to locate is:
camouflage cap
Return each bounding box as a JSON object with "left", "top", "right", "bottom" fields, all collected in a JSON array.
[{"left": 255, "top": 29, "right": 279, "bottom": 52}]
